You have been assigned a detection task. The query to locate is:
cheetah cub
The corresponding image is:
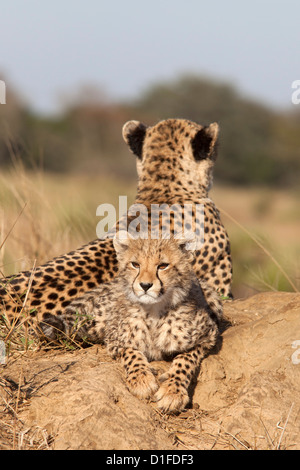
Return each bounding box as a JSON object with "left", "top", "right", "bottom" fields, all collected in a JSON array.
[{"left": 60, "top": 233, "right": 222, "bottom": 413}]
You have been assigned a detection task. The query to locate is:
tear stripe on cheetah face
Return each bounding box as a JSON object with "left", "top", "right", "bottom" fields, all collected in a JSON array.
[
  {"left": 1, "top": 118, "right": 232, "bottom": 328},
  {"left": 53, "top": 236, "right": 222, "bottom": 413}
]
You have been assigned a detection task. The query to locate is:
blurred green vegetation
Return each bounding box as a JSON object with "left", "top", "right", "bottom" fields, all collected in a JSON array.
[{"left": 0, "top": 75, "right": 299, "bottom": 186}]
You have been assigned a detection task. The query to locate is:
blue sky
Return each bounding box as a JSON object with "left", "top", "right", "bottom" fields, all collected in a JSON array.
[{"left": 1, "top": 0, "right": 299, "bottom": 114}]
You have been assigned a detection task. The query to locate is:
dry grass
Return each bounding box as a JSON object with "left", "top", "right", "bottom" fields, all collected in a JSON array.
[
  {"left": 153, "top": 407, "right": 296, "bottom": 450},
  {"left": 0, "top": 374, "right": 52, "bottom": 450},
  {"left": 1, "top": 166, "right": 298, "bottom": 295},
  {"left": 211, "top": 185, "right": 300, "bottom": 297},
  {"left": 0, "top": 163, "right": 136, "bottom": 277}
]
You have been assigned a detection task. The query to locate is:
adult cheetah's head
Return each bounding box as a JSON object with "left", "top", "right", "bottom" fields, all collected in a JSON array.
[
  {"left": 113, "top": 232, "right": 194, "bottom": 310},
  {"left": 122, "top": 118, "right": 219, "bottom": 192}
]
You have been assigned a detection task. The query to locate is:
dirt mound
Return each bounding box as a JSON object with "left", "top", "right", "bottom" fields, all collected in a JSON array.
[
  {"left": 194, "top": 292, "right": 300, "bottom": 449},
  {"left": 1, "top": 292, "right": 299, "bottom": 450}
]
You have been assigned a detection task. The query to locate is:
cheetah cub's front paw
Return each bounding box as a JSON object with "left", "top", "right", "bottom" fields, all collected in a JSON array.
[
  {"left": 154, "top": 379, "right": 189, "bottom": 413},
  {"left": 127, "top": 369, "right": 159, "bottom": 400}
]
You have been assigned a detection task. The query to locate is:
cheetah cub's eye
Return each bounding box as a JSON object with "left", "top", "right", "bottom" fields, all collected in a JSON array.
[
  {"left": 158, "top": 263, "right": 169, "bottom": 271},
  {"left": 131, "top": 262, "right": 140, "bottom": 269}
]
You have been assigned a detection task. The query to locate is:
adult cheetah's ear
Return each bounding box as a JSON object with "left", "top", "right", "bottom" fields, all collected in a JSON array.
[
  {"left": 191, "top": 123, "right": 219, "bottom": 161},
  {"left": 122, "top": 120, "right": 147, "bottom": 159}
]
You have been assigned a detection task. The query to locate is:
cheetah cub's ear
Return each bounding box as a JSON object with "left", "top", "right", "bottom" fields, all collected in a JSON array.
[
  {"left": 191, "top": 122, "right": 219, "bottom": 161},
  {"left": 122, "top": 120, "right": 147, "bottom": 159},
  {"left": 175, "top": 232, "right": 196, "bottom": 261},
  {"left": 113, "top": 230, "right": 135, "bottom": 256}
]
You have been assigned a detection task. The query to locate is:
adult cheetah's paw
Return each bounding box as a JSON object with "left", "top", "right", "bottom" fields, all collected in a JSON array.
[
  {"left": 154, "top": 380, "right": 189, "bottom": 413},
  {"left": 127, "top": 369, "right": 158, "bottom": 400}
]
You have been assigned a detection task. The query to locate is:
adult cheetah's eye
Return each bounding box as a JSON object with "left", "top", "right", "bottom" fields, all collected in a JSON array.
[
  {"left": 131, "top": 262, "right": 140, "bottom": 269},
  {"left": 158, "top": 263, "right": 169, "bottom": 270}
]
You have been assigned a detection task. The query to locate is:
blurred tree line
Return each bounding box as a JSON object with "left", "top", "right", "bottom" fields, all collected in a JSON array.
[{"left": 0, "top": 75, "right": 299, "bottom": 186}]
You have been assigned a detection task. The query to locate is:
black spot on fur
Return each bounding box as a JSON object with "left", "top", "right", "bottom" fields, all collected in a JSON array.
[
  {"left": 68, "top": 288, "right": 78, "bottom": 297},
  {"left": 45, "top": 267, "right": 55, "bottom": 273},
  {"left": 45, "top": 302, "right": 55, "bottom": 310},
  {"left": 87, "top": 282, "right": 96, "bottom": 289},
  {"left": 48, "top": 292, "right": 58, "bottom": 301}
]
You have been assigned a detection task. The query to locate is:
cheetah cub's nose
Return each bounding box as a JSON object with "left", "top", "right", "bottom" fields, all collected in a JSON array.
[{"left": 140, "top": 282, "right": 153, "bottom": 292}]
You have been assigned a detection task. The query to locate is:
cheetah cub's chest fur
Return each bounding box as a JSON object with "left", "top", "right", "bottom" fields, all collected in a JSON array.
[{"left": 61, "top": 234, "right": 222, "bottom": 413}]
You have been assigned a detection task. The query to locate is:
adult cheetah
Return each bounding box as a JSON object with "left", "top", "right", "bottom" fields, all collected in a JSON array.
[{"left": 0, "top": 119, "right": 232, "bottom": 331}]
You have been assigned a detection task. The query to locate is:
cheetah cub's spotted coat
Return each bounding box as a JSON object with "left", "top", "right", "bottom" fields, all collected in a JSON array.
[{"left": 58, "top": 234, "right": 222, "bottom": 413}]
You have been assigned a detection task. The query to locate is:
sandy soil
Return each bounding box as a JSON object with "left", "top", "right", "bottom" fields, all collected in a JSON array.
[{"left": 1, "top": 291, "right": 299, "bottom": 450}]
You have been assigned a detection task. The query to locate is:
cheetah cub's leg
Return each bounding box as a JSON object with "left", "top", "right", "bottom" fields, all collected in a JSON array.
[
  {"left": 121, "top": 348, "right": 158, "bottom": 400},
  {"left": 155, "top": 320, "right": 219, "bottom": 413},
  {"left": 154, "top": 346, "right": 205, "bottom": 413},
  {"left": 155, "top": 319, "right": 219, "bottom": 413}
]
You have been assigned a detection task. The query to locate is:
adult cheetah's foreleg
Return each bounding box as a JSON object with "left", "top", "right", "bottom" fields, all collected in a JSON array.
[{"left": 120, "top": 347, "right": 158, "bottom": 399}]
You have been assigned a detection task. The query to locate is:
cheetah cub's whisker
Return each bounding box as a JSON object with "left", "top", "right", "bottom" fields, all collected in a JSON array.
[{"left": 56, "top": 232, "right": 223, "bottom": 413}]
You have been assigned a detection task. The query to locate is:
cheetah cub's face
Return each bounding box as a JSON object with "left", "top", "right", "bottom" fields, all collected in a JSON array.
[{"left": 113, "top": 233, "right": 194, "bottom": 309}]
